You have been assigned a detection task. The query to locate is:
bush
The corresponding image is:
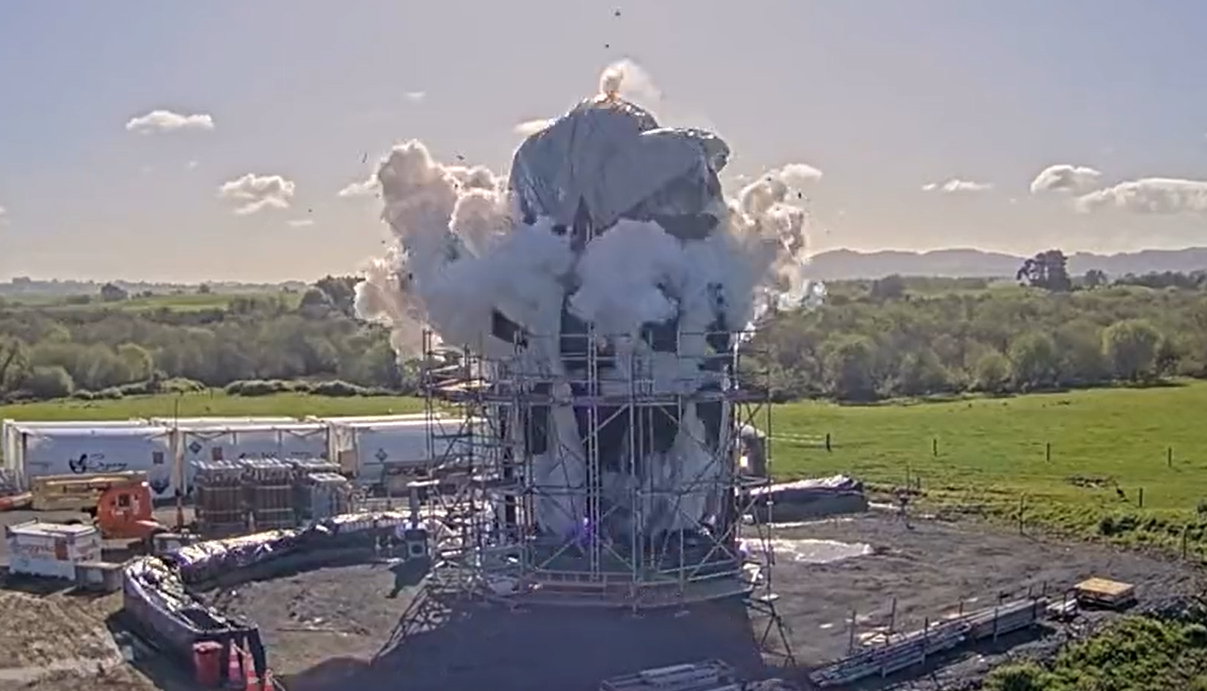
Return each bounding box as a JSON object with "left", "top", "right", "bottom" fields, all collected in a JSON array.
[
  {"left": 224, "top": 379, "right": 299, "bottom": 396},
  {"left": 159, "top": 377, "right": 207, "bottom": 394},
  {"left": 25, "top": 365, "right": 75, "bottom": 399},
  {"left": 309, "top": 380, "right": 371, "bottom": 397}
]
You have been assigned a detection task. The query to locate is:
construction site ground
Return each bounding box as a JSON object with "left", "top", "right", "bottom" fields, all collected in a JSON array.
[{"left": 1, "top": 508, "right": 1201, "bottom": 691}]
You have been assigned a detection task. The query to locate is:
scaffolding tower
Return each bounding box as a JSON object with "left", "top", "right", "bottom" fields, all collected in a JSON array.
[{"left": 416, "top": 322, "right": 784, "bottom": 614}]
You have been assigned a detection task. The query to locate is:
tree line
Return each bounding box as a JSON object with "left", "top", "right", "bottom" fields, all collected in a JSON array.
[
  {"left": 750, "top": 264, "right": 1207, "bottom": 401},
  {"left": 2, "top": 261, "right": 1207, "bottom": 403},
  {"left": 0, "top": 276, "right": 409, "bottom": 401}
]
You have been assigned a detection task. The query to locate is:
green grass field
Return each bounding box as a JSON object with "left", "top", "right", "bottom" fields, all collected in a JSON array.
[
  {"left": 772, "top": 381, "right": 1207, "bottom": 549},
  {"left": 4, "top": 383, "right": 1207, "bottom": 550},
  {"left": 0, "top": 391, "right": 423, "bottom": 422},
  {"left": 3, "top": 291, "right": 301, "bottom": 312}
]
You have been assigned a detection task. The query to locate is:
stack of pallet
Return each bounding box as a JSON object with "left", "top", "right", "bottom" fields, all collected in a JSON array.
[
  {"left": 241, "top": 458, "right": 295, "bottom": 531},
  {"left": 193, "top": 461, "right": 248, "bottom": 537},
  {"left": 287, "top": 459, "right": 349, "bottom": 522},
  {"left": 300, "top": 473, "right": 351, "bottom": 521},
  {"left": 810, "top": 598, "right": 1043, "bottom": 688},
  {"left": 1074, "top": 577, "right": 1136, "bottom": 610}
]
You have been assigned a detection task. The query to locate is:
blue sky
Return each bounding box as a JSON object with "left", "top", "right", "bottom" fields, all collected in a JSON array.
[{"left": 2, "top": 0, "right": 1207, "bottom": 282}]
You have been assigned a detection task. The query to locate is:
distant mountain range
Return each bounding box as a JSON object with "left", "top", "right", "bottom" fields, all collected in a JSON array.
[
  {"left": 806, "top": 247, "right": 1207, "bottom": 280},
  {"left": 5, "top": 247, "right": 1207, "bottom": 294}
]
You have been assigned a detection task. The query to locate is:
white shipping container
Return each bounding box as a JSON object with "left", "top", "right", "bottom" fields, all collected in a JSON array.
[
  {"left": 150, "top": 416, "right": 298, "bottom": 426},
  {"left": 17, "top": 426, "right": 178, "bottom": 499},
  {"left": 177, "top": 423, "right": 329, "bottom": 491},
  {"left": 308, "top": 414, "right": 431, "bottom": 425},
  {"left": 3, "top": 419, "right": 148, "bottom": 476},
  {"left": 329, "top": 418, "right": 487, "bottom": 484},
  {"left": 4, "top": 521, "right": 102, "bottom": 580}
]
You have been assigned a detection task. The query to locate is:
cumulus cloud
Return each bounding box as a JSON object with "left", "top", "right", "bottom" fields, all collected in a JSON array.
[
  {"left": 125, "top": 109, "right": 215, "bottom": 134},
  {"left": 1030, "top": 164, "right": 1102, "bottom": 194},
  {"left": 0, "top": 205, "right": 7, "bottom": 225},
  {"left": 287, "top": 218, "right": 314, "bottom": 228},
  {"left": 186, "top": 160, "right": 200, "bottom": 171},
  {"left": 922, "top": 178, "right": 994, "bottom": 194},
  {"left": 514, "top": 118, "right": 553, "bottom": 136},
  {"left": 338, "top": 174, "right": 379, "bottom": 198},
  {"left": 217, "top": 173, "right": 296, "bottom": 215},
  {"left": 405, "top": 91, "right": 426, "bottom": 103},
  {"left": 1074, "top": 177, "right": 1207, "bottom": 215}
]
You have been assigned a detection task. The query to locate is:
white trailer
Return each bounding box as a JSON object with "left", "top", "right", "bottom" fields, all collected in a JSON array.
[
  {"left": 327, "top": 417, "right": 486, "bottom": 486},
  {"left": 14, "top": 425, "right": 177, "bottom": 498},
  {"left": 307, "top": 414, "right": 430, "bottom": 425},
  {"left": 2, "top": 419, "right": 148, "bottom": 475},
  {"left": 175, "top": 421, "right": 329, "bottom": 492},
  {"left": 4, "top": 520, "right": 102, "bottom": 580},
  {"left": 149, "top": 416, "right": 299, "bottom": 426}
]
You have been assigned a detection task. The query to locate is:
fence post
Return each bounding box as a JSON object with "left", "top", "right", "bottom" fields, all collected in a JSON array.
[
  {"left": 932, "top": 438, "right": 938, "bottom": 457},
  {"left": 1168, "top": 446, "right": 1174, "bottom": 468},
  {"left": 1045, "top": 442, "right": 1052, "bottom": 462},
  {"left": 1183, "top": 526, "right": 1189, "bottom": 559},
  {"left": 825, "top": 432, "right": 832, "bottom": 452},
  {"left": 921, "top": 617, "right": 929, "bottom": 664},
  {"left": 1018, "top": 494, "right": 1025, "bottom": 535},
  {"left": 1138, "top": 487, "right": 1144, "bottom": 508},
  {"left": 889, "top": 596, "right": 897, "bottom": 636},
  {"left": 848, "top": 608, "right": 857, "bottom": 654}
]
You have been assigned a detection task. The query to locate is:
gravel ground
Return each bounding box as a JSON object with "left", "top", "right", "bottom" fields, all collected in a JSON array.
[
  {"left": 2, "top": 507, "right": 1202, "bottom": 691},
  {"left": 205, "top": 512, "right": 1203, "bottom": 691}
]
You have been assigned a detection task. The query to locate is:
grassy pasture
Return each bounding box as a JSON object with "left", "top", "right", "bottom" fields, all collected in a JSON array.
[{"left": 5, "top": 383, "right": 1207, "bottom": 549}]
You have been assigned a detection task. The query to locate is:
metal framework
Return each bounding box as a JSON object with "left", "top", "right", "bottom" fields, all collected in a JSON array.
[{"left": 413, "top": 324, "right": 784, "bottom": 612}]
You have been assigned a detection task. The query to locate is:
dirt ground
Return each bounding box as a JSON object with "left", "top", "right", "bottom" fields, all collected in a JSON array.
[
  {"left": 200, "top": 512, "right": 1203, "bottom": 691},
  {"left": 1, "top": 507, "right": 1202, "bottom": 691},
  {"left": 0, "top": 509, "right": 172, "bottom": 691}
]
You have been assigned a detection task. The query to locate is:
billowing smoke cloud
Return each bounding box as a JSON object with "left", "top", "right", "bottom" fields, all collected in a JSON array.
[
  {"left": 1074, "top": 177, "right": 1207, "bottom": 215},
  {"left": 513, "top": 119, "right": 553, "bottom": 136},
  {"left": 354, "top": 144, "right": 820, "bottom": 358},
  {"left": 353, "top": 62, "right": 823, "bottom": 542},
  {"left": 1030, "top": 164, "right": 1102, "bottom": 195}
]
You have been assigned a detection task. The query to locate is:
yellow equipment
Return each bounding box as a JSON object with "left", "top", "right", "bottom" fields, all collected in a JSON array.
[{"left": 28, "top": 470, "right": 151, "bottom": 513}]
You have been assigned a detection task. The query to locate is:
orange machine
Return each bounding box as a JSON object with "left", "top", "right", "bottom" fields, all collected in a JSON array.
[{"left": 93, "top": 480, "right": 167, "bottom": 544}]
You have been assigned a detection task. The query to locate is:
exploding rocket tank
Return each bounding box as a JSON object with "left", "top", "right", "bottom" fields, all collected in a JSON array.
[{"left": 492, "top": 92, "right": 737, "bottom": 546}]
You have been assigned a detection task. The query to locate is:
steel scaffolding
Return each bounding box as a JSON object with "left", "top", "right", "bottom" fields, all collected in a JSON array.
[{"left": 416, "top": 324, "right": 783, "bottom": 612}]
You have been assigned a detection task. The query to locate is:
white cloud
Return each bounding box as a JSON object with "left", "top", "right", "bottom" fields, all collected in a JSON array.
[
  {"left": 1074, "top": 177, "right": 1207, "bottom": 215},
  {"left": 1030, "top": 164, "right": 1102, "bottom": 194},
  {"left": 287, "top": 218, "right": 315, "bottom": 228},
  {"left": 0, "top": 205, "right": 7, "bottom": 225},
  {"left": 514, "top": 118, "right": 553, "bottom": 136},
  {"left": 186, "top": 160, "right": 200, "bottom": 171},
  {"left": 922, "top": 178, "right": 994, "bottom": 194},
  {"left": 337, "top": 174, "right": 379, "bottom": 198},
  {"left": 125, "top": 109, "right": 215, "bottom": 134},
  {"left": 405, "top": 91, "right": 426, "bottom": 103},
  {"left": 777, "top": 163, "right": 824, "bottom": 186},
  {"left": 217, "top": 173, "right": 296, "bottom": 215}
]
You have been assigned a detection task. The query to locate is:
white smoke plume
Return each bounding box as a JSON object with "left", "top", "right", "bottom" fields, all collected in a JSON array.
[
  {"left": 354, "top": 63, "right": 822, "bottom": 360},
  {"left": 352, "top": 64, "right": 824, "bottom": 541}
]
